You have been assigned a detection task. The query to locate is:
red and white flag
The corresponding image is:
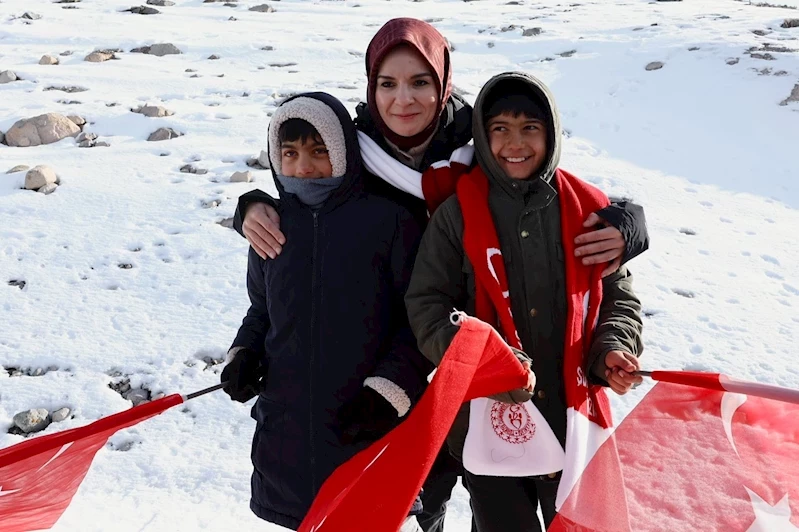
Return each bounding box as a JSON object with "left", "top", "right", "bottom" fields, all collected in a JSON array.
[
  {"left": 299, "top": 315, "right": 529, "bottom": 532},
  {"left": 549, "top": 371, "right": 799, "bottom": 531},
  {"left": 0, "top": 394, "right": 184, "bottom": 532}
]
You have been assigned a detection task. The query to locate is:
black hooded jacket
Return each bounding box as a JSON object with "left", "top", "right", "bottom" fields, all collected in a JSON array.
[{"left": 231, "top": 92, "right": 432, "bottom": 529}]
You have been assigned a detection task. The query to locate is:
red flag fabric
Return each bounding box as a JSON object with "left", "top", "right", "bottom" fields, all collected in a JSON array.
[
  {"left": 298, "top": 315, "right": 528, "bottom": 532},
  {"left": 0, "top": 394, "right": 183, "bottom": 532},
  {"left": 549, "top": 375, "right": 799, "bottom": 531}
]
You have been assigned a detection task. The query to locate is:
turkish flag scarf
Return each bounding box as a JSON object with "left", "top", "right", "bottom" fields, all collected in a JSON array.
[{"left": 456, "top": 166, "right": 627, "bottom": 517}]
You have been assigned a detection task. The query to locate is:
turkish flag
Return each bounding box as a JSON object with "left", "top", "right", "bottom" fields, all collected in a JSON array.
[
  {"left": 0, "top": 394, "right": 183, "bottom": 532},
  {"left": 549, "top": 373, "right": 799, "bottom": 531},
  {"left": 299, "top": 315, "right": 529, "bottom": 532}
]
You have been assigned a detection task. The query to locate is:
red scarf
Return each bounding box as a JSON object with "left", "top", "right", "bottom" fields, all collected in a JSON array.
[{"left": 457, "top": 166, "right": 613, "bottom": 429}]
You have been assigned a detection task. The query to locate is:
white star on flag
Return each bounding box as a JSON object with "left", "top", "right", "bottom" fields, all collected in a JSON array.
[
  {"left": 0, "top": 486, "right": 21, "bottom": 497},
  {"left": 745, "top": 488, "right": 798, "bottom": 532}
]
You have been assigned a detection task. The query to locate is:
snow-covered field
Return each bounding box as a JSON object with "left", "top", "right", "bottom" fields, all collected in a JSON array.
[{"left": 1, "top": 0, "right": 797, "bottom": 530}]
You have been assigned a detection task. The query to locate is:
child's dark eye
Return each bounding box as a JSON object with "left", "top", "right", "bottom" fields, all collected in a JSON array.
[
  {"left": 380, "top": 81, "right": 395, "bottom": 89},
  {"left": 490, "top": 126, "right": 507, "bottom": 133},
  {"left": 313, "top": 148, "right": 329, "bottom": 156},
  {"left": 525, "top": 124, "right": 540, "bottom": 131},
  {"left": 282, "top": 150, "right": 297, "bottom": 158}
]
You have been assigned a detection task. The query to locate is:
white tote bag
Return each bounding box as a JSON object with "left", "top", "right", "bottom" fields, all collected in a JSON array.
[{"left": 462, "top": 398, "right": 565, "bottom": 477}]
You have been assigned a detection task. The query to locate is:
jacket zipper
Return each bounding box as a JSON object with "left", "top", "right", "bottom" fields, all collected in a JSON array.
[{"left": 310, "top": 211, "right": 319, "bottom": 495}]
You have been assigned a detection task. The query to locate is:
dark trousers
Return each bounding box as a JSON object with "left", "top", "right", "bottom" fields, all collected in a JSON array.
[
  {"left": 463, "top": 471, "right": 559, "bottom": 532},
  {"left": 418, "top": 449, "right": 472, "bottom": 532}
]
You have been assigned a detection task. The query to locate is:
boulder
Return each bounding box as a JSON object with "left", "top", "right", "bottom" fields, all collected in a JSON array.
[
  {"left": 13, "top": 409, "right": 50, "bottom": 434},
  {"left": 147, "top": 127, "right": 182, "bottom": 141},
  {"left": 249, "top": 4, "right": 275, "bottom": 12},
  {"left": 0, "top": 70, "right": 18, "bottom": 84},
  {"left": 6, "top": 113, "right": 81, "bottom": 147},
  {"left": 25, "top": 165, "right": 58, "bottom": 190},
  {"left": 230, "top": 171, "right": 253, "bottom": 183},
  {"left": 39, "top": 55, "right": 59, "bottom": 65},
  {"left": 148, "top": 43, "right": 182, "bottom": 56},
  {"left": 7, "top": 165, "right": 30, "bottom": 174},
  {"left": 85, "top": 51, "right": 115, "bottom": 62},
  {"left": 133, "top": 104, "right": 174, "bottom": 117}
]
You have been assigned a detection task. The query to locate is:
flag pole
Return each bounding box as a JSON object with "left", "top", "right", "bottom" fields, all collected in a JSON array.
[
  {"left": 634, "top": 370, "right": 799, "bottom": 405},
  {"left": 183, "top": 382, "right": 227, "bottom": 401}
]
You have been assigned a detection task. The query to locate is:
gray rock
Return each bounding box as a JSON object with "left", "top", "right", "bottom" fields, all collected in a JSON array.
[
  {"left": 128, "top": 5, "right": 160, "bottom": 14},
  {"left": 726, "top": 58, "right": 740, "bottom": 65},
  {"left": 51, "top": 407, "right": 71, "bottom": 423},
  {"left": 85, "top": 51, "right": 115, "bottom": 62},
  {"left": 208, "top": 54, "right": 220, "bottom": 60},
  {"left": 230, "top": 170, "right": 253, "bottom": 183},
  {"left": 44, "top": 85, "right": 88, "bottom": 93},
  {"left": 152, "top": 392, "right": 166, "bottom": 400},
  {"left": 13, "top": 409, "right": 50, "bottom": 433},
  {"left": 147, "top": 127, "right": 182, "bottom": 141},
  {"left": 645, "top": 61, "right": 664, "bottom": 71},
  {"left": 7, "top": 165, "right": 30, "bottom": 174},
  {"left": 125, "top": 388, "right": 150, "bottom": 405},
  {"left": 0, "top": 70, "right": 18, "bottom": 84},
  {"left": 257, "top": 149, "right": 270, "bottom": 169},
  {"left": 180, "top": 164, "right": 208, "bottom": 174},
  {"left": 39, "top": 55, "right": 60, "bottom": 65},
  {"left": 780, "top": 83, "right": 799, "bottom": 106},
  {"left": 0, "top": 131, "right": 4, "bottom": 145},
  {"left": 781, "top": 19, "right": 799, "bottom": 28},
  {"left": 148, "top": 43, "right": 182, "bottom": 56},
  {"left": 147, "top": 0, "right": 175, "bottom": 4},
  {"left": 76, "top": 132, "right": 97, "bottom": 142},
  {"left": 249, "top": 4, "right": 275, "bottom": 12},
  {"left": 22, "top": 12, "right": 43, "bottom": 20},
  {"left": 130, "top": 45, "right": 152, "bottom": 54},
  {"left": 38, "top": 183, "right": 58, "bottom": 194},
  {"left": 134, "top": 104, "right": 174, "bottom": 117},
  {"left": 6, "top": 113, "right": 81, "bottom": 147},
  {"left": 25, "top": 165, "right": 58, "bottom": 190},
  {"left": 201, "top": 199, "right": 221, "bottom": 208},
  {"left": 523, "top": 27, "right": 542, "bottom": 37},
  {"left": 95, "top": 141, "right": 110, "bottom": 147}
]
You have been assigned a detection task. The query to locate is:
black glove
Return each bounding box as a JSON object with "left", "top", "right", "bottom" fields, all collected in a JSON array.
[
  {"left": 221, "top": 348, "right": 266, "bottom": 403},
  {"left": 336, "top": 387, "right": 399, "bottom": 445}
]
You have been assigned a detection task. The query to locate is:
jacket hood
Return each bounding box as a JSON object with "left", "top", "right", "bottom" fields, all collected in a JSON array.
[
  {"left": 471, "top": 72, "right": 561, "bottom": 195},
  {"left": 267, "top": 92, "right": 363, "bottom": 211}
]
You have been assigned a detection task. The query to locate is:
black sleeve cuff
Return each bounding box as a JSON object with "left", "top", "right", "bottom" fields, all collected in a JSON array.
[
  {"left": 233, "top": 189, "right": 280, "bottom": 238},
  {"left": 596, "top": 201, "right": 650, "bottom": 265}
]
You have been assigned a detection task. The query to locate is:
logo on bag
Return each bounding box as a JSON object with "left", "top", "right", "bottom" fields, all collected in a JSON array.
[{"left": 491, "top": 403, "right": 535, "bottom": 444}]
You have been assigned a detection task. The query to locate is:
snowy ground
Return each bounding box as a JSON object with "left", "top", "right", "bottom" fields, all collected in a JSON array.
[{"left": 1, "top": 0, "right": 797, "bottom": 530}]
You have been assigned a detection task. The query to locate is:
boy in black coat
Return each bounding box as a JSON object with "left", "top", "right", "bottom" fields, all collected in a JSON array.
[{"left": 222, "top": 92, "right": 432, "bottom": 531}]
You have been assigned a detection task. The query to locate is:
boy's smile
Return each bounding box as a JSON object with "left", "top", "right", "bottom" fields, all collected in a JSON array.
[{"left": 487, "top": 113, "right": 548, "bottom": 180}]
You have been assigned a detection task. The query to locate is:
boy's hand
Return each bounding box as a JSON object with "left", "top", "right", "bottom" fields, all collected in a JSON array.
[
  {"left": 574, "top": 212, "right": 624, "bottom": 278},
  {"left": 243, "top": 203, "right": 285, "bottom": 260},
  {"left": 336, "top": 387, "right": 398, "bottom": 445},
  {"left": 522, "top": 360, "right": 536, "bottom": 392},
  {"left": 221, "top": 348, "right": 266, "bottom": 403},
  {"left": 603, "top": 350, "right": 642, "bottom": 395}
]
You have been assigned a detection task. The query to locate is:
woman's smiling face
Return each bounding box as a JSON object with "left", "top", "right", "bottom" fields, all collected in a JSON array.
[{"left": 374, "top": 45, "right": 439, "bottom": 139}]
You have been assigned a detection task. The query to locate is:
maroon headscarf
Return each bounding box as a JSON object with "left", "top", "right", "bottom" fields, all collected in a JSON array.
[{"left": 365, "top": 18, "right": 452, "bottom": 151}]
